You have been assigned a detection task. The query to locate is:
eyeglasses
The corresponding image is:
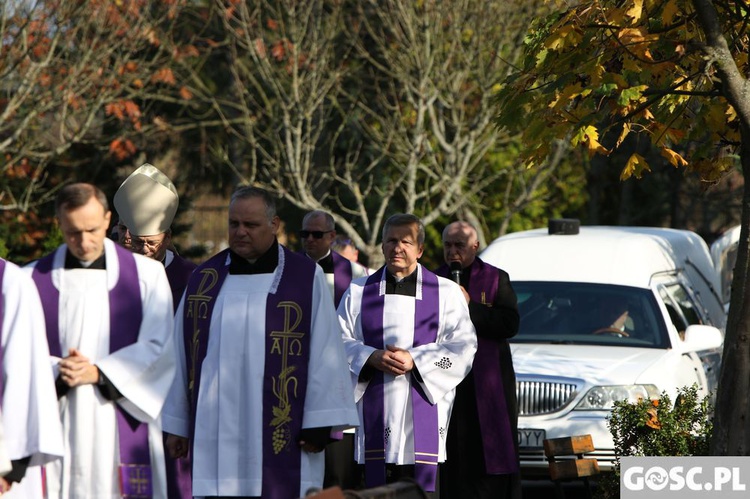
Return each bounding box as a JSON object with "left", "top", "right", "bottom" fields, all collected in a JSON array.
[
  {"left": 131, "top": 237, "right": 165, "bottom": 252},
  {"left": 299, "top": 230, "right": 333, "bottom": 239}
]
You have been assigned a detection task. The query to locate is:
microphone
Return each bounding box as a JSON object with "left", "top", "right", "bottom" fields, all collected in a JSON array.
[{"left": 449, "top": 261, "right": 463, "bottom": 285}]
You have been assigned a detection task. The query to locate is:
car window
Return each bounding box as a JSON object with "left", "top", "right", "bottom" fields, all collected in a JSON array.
[
  {"left": 658, "top": 283, "right": 703, "bottom": 340},
  {"left": 513, "top": 282, "right": 669, "bottom": 348}
]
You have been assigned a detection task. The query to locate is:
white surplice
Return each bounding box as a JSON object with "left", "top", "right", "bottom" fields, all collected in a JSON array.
[
  {"left": 337, "top": 264, "right": 478, "bottom": 464},
  {"left": 1, "top": 259, "right": 64, "bottom": 499},
  {"left": 0, "top": 412, "right": 9, "bottom": 477},
  {"left": 163, "top": 253, "right": 359, "bottom": 498},
  {"left": 24, "top": 240, "right": 175, "bottom": 499}
]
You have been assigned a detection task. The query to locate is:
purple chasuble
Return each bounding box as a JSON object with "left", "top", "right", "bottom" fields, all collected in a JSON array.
[
  {"left": 183, "top": 246, "right": 315, "bottom": 499},
  {"left": 32, "top": 245, "right": 154, "bottom": 497},
  {"left": 0, "top": 259, "right": 5, "bottom": 404},
  {"left": 435, "top": 258, "right": 519, "bottom": 474},
  {"left": 360, "top": 265, "right": 441, "bottom": 492},
  {"left": 331, "top": 251, "right": 353, "bottom": 308}
]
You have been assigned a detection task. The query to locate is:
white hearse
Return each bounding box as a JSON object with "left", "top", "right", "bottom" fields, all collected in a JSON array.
[{"left": 480, "top": 220, "right": 725, "bottom": 474}]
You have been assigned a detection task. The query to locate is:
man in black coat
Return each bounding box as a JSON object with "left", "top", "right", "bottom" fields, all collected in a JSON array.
[{"left": 436, "top": 221, "right": 521, "bottom": 499}]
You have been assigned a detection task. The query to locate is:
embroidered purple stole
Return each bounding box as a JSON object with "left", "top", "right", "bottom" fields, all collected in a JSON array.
[
  {"left": 360, "top": 265, "right": 440, "bottom": 492},
  {"left": 183, "top": 246, "right": 315, "bottom": 499},
  {"left": 436, "top": 258, "right": 519, "bottom": 474},
  {"left": 32, "top": 245, "right": 154, "bottom": 497},
  {"left": 331, "top": 251, "right": 353, "bottom": 308},
  {"left": 0, "top": 259, "right": 5, "bottom": 404}
]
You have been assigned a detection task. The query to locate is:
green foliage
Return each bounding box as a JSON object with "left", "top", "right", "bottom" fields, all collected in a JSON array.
[
  {"left": 41, "top": 224, "right": 63, "bottom": 255},
  {"left": 598, "top": 385, "right": 713, "bottom": 498},
  {"left": 495, "top": 0, "right": 749, "bottom": 183}
]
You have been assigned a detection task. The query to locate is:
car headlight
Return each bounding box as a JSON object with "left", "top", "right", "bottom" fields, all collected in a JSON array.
[{"left": 574, "top": 384, "right": 660, "bottom": 410}]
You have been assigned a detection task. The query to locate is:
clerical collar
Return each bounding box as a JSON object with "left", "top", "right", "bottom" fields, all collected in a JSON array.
[
  {"left": 384, "top": 268, "right": 418, "bottom": 296},
  {"left": 314, "top": 251, "right": 334, "bottom": 273},
  {"left": 64, "top": 249, "right": 106, "bottom": 270},
  {"left": 229, "top": 239, "right": 279, "bottom": 274}
]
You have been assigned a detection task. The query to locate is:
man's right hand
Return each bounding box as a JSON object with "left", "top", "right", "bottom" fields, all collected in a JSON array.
[{"left": 165, "top": 433, "right": 189, "bottom": 459}]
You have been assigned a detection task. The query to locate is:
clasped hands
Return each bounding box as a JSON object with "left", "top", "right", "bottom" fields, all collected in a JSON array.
[
  {"left": 367, "top": 344, "right": 414, "bottom": 376},
  {"left": 58, "top": 348, "right": 99, "bottom": 387}
]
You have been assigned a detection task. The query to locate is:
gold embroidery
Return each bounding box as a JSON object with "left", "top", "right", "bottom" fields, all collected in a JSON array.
[
  {"left": 187, "top": 269, "right": 220, "bottom": 395},
  {"left": 120, "top": 464, "right": 151, "bottom": 496},
  {"left": 269, "top": 301, "right": 306, "bottom": 454},
  {"left": 481, "top": 291, "right": 486, "bottom": 305}
]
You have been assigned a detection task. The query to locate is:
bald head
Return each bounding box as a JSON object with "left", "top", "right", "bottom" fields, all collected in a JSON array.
[{"left": 442, "top": 221, "right": 480, "bottom": 269}]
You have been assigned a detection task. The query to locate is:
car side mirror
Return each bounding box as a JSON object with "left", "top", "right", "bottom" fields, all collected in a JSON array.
[{"left": 682, "top": 324, "right": 723, "bottom": 352}]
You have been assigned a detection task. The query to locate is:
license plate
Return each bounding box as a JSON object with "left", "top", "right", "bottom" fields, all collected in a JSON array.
[{"left": 517, "top": 428, "right": 546, "bottom": 449}]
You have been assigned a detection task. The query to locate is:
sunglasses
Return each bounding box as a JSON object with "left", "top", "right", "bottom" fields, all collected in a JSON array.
[{"left": 299, "top": 230, "right": 333, "bottom": 239}]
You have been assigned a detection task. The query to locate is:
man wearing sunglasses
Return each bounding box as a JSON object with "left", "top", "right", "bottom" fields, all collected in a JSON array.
[
  {"left": 114, "top": 163, "right": 197, "bottom": 499},
  {"left": 300, "top": 211, "right": 370, "bottom": 310},
  {"left": 300, "top": 210, "right": 368, "bottom": 490}
]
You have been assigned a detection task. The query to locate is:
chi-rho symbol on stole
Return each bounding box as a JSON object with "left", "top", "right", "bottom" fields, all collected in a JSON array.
[{"left": 269, "top": 300, "right": 305, "bottom": 454}]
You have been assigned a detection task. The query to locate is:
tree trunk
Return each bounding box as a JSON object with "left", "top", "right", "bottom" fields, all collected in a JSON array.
[{"left": 710, "top": 129, "right": 750, "bottom": 455}]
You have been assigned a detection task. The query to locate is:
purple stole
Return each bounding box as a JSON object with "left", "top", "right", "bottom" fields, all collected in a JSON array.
[
  {"left": 183, "top": 246, "right": 315, "bottom": 499},
  {"left": 0, "top": 259, "right": 5, "bottom": 404},
  {"left": 32, "top": 245, "right": 154, "bottom": 497},
  {"left": 360, "top": 265, "right": 440, "bottom": 492},
  {"left": 165, "top": 253, "right": 197, "bottom": 313},
  {"left": 435, "top": 258, "right": 519, "bottom": 474},
  {"left": 331, "top": 251, "right": 353, "bottom": 308},
  {"left": 164, "top": 253, "right": 196, "bottom": 499}
]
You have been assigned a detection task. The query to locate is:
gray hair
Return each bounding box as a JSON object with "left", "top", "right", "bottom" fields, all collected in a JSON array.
[
  {"left": 302, "top": 210, "right": 334, "bottom": 231},
  {"left": 230, "top": 186, "right": 277, "bottom": 221},
  {"left": 382, "top": 213, "right": 425, "bottom": 245}
]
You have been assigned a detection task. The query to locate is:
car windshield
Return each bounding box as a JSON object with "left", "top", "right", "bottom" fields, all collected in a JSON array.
[{"left": 513, "top": 282, "right": 670, "bottom": 348}]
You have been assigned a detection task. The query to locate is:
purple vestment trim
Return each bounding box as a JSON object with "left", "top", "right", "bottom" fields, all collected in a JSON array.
[
  {"left": 165, "top": 254, "right": 197, "bottom": 314},
  {"left": 361, "top": 268, "right": 386, "bottom": 488},
  {"left": 361, "top": 265, "right": 440, "bottom": 492},
  {"left": 0, "top": 259, "right": 5, "bottom": 404},
  {"left": 164, "top": 253, "right": 197, "bottom": 499},
  {"left": 181, "top": 249, "right": 230, "bottom": 443},
  {"left": 32, "top": 245, "right": 154, "bottom": 497},
  {"left": 331, "top": 251, "right": 353, "bottom": 308},
  {"left": 436, "top": 258, "right": 519, "bottom": 474},
  {"left": 261, "top": 249, "right": 314, "bottom": 499},
  {"left": 183, "top": 246, "right": 315, "bottom": 499}
]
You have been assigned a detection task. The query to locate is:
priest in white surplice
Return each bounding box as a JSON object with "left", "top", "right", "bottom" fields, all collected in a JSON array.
[
  {"left": 337, "top": 213, "right": 477, "bottom": 495},
  {"left": 1, "top": 258, "right": 64, "bottom": 498},
  {"left": 25, "top": 183, "right": 176, "bottom": 499},
  {"left": 163, "top": 186, "right": 358, "bottom": 499}
]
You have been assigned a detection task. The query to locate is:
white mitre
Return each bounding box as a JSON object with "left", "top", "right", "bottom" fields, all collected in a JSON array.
[{"left": 113, "top": 163, "right": 179, "bottom": 237}]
